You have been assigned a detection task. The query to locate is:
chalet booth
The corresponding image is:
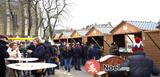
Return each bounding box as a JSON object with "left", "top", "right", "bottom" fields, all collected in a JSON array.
[
  {"left": 59, "top": 32, "right": 72, "bottom": 43},
  {"left": 71, "top": 30, "right": 88, "bottom": 44},
  {"left": 53, "top": 34, "right": 61, "bottom": 43},
  {"left": 111, "top": 21, "right": 160, "bottom": 66},
  {"left": 86, "top": 27, "right": 105, "bottom": 50},
  {"left": 86, "top": 26, "right": 113, "bottom": 55}
]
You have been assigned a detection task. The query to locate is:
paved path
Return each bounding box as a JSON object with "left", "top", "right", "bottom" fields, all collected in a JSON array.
[
  {"left": 48, "top": 66, "right": 93, "bottom": 77},
  {"left": 50, "top": 66, "right": 159, "bottom": 77},
  {"left": 6, "top": 66, "right": 159, "bottom": 77}
]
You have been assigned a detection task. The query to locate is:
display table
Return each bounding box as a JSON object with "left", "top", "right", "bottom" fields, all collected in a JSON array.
[
  {"left": 5, "top": 58, "right": 38, "bottom": 62},
  {"left": 7, "top": 63, "right": 57, "bottom": 71}
]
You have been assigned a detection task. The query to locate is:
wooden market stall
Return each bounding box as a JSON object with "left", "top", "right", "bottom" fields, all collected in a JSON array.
[
  {"left": 59, "top": 32, "right": 72, "bottom": 43},
  {"left": 142, "top": 30, "right": 160, "bottom": 66},
  {"left": 110, "top": 20, "right": 160, "bottom": 66},
  {"left": 86, "top": 27, "right": 104, "bottom": 49},
  {"left": 53, "top": 33, "right": 61, "bottom": 43},
  {"left": 71, "top": 30, "right": 88, "bottom": 44},
  {"left": 86, "top": 26, "right": 113, "bottom": 55}
]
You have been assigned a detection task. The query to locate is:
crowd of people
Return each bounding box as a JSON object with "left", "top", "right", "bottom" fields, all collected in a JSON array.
[
  {"left": 0, "top": 35, "right": 160, "bottom": 77},
  {"left": 0, "top": 36, "right": 102, "bottom": 77}
]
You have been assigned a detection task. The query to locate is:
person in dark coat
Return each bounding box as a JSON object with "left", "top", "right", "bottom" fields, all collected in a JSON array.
[
  {"left": 63, "top": 44, "right": 73, "bottom": 75},
  {"left": 26, "top": 42, "right": 35, "bottom": 57},
  {"left": 88, "top": 44, "right": 101, "bottom": 60},
  {"left": 109, "top": 42, "right": 120, "bottom": 56},
  {"left": 81, "top": 43, "right": 89, "bottom": 65},
  {"left": 59, "top": 43, "right": 64, "bottom": 66},
  {"left": 73, "top": 42, "right": 82, "bottom": 71},
  {"left": 121, "top": 50, "right": 160, "bottom": 77},
  {"left": 27, "top": 38, "right": 45, "bottom": 77},
  {"left": 29, "top": 38, "right": 45, "bottom": 61},
  {"left": 43, "top": 40, "right": 54, "bottom": 75},
  {"left": 43, "top": 40, "right": 52, "bottom": 62},
  {"left": 0, "top": 35, "right": 9, "bottom": 77}
]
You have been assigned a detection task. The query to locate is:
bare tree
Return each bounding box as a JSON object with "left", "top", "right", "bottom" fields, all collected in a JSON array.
[
  {"left": 31, "top": 0, "right": 44, "bottom": 36},
  {"left": 42, "top": 0, "right": 69, "bottom": 38},
  {"left": 7, "top": 0, "right": 18, "bottom": 36},
  {"left": 19, "top": 0, "right": 26, "bottom": 36},
  {"left": 26, "top": 0, "right": 32, "bottom": 36},
  {"left": 0, "top": 0, "right": 7, "bottom": 34},
  {"left": 31, "top": 0, "right": 39, "bottom": 36}
]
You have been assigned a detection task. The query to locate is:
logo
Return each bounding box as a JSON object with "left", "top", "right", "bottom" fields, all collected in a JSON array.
[
  {"left": 104, "top": 64, "right": 120, "bottom": 71},
  {"left": 85, "top": 59, "right": 100, "bottom": 75}
]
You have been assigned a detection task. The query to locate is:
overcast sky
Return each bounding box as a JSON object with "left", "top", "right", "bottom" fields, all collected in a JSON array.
[{"left": 58, "top": 0, "right": 160, "bottom": 29}]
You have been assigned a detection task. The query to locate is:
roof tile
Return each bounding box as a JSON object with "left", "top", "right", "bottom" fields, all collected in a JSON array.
[{"left": 126, "top": 21, "right": 158, "bottom": 30}]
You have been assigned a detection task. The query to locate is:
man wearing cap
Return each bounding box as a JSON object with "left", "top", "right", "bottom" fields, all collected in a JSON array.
[
  {"left": 121, "top": 38, "right": 160, "bottom": 77},
  {"left": 0, "top": 35, "right": 9, "bottom": 77}
]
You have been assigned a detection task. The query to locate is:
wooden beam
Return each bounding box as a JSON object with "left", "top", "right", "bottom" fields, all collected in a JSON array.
[
  {"left": 146, "top": 32, "right": 160, "bottom": 51},
  {"left": 71, "top": 38, "right": 76, "bottom": 43},
  {"left": 91, "top": 37, "right": 102, "bottom": 49}
]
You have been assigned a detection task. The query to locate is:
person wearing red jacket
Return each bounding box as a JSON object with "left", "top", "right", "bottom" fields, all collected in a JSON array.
[{"left": 132, "top": 37, "right": 144, "bottom": 52}]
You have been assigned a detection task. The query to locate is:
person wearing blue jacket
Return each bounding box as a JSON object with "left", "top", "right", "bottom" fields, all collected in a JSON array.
[
  {"left": 27, "top": 38, "right": 45, "bottom": 77},
  {"left": 88, "top": 44, "right": 101, "bottom": 60},
  {"left": 73, "top": 42, "right": 82, "bottom": 71},
  {"left": 122, "top": 50, "right": 160, "bottom": 77}
]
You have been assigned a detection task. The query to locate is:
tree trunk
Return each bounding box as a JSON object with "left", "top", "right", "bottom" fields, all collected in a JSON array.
[
  {"left": 8, "top": 0, "right": 17, "bottom": 36},
  {"left": 20, "top": 0, "right": 25, "bottom": 36},
  {"left": 34, "top": 2, "right": 39, "bottom": 36},
  {"left": 51, "top": 16, "right": 58, "bottom": 37},
  {"left": 46, "top": 13, "right": 52, "bottom": 38},
  {"left": 27, "top": 0, "right": 32, "bottom": 36}
]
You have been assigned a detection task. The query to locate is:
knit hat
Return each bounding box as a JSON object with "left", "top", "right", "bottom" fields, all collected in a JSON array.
[
  {"left": 135, "top": 37, "right": 141, "bottom": 43},
  {"left": 132, "top": 37, "right": 143, "bottom": 52}
]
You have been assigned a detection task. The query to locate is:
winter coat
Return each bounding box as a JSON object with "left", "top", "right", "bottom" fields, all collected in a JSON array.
[
  {"left": 43, "top": 41, "right": 52, "bottom": 60},
  {"left": 88, "top": 47, "right": 101, "bottom": 60},
  {"left": 122, "top": 51, "right": 160, "bottom": 77},
  {"left": 109, "top": 46, "right": 120, "bottom": 56},
  {"left": 30, "top": 44, "right": 45, "bottom": 61},
  {"left": 73, "top": 46, "right": 82, "bottom": 57},
  {"left": 63, "top": 47, "right": 73, "bottom": 58},
  {"left": 82, "top": 45, "right": 88, "bottom": 57},
  {"left": 0, "top": 40, "right": 9, "bottom": 70},
  {"left": 27, "top": 42, "right": 36, "bottom": 51}
]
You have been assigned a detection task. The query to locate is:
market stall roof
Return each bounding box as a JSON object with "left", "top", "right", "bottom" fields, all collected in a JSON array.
[
  {"left": 59, "top": 31, "right": 72, "bottom": 39},
  {"left": 127, "top": 21, "right": 158, "bottom": 30},
  {"left": 111, "top": 21, "right": 159, "bottom": 34},
  {"left": 86, "top": 26, "right": 113, "bottom": 36},
  {"left": 78, "top": 30, "right": 88, "bottom": 36},
  {"left": 96, "top": 27, "right": 113, "bottom": 34},
  {"left": 53, "top": 33, "right": 60, "bottom": 40},
  {"left": 71, "top": 30, "right": 88, "bottom": 38}
]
